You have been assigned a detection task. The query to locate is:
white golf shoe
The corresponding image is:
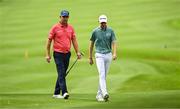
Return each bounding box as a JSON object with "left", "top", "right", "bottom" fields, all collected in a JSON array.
[
  {"left": 97, "top": 98, "right": 105, "bottom": 102},
  {"left": 96, "top": 95, "right": 105, "bottom": 102},
  {"left": 52, "top": 94, "right": 64, "bottom": 99},
  {"left": 63, "top": 93, "right": 69, "bottom": 99}
]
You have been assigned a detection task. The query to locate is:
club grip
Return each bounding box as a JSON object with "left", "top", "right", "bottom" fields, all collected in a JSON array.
[{"left": 80, "top": 52, "right": 84, "bottom": 56}]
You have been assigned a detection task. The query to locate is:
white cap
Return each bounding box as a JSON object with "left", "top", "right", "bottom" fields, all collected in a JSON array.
[{"left": 99, "top": 15, "right": 107, "bottom": 23}]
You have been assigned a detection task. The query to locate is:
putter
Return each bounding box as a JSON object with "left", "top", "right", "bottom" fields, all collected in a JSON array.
[{"left": 66, "top": 52, "right": 84, "bottom": 76}]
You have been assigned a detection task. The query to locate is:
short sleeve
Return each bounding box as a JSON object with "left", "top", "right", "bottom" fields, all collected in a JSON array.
[
  {"left": 48, "top": 25, "right": 55, "bottom": 40},
  {"left": 90, "top": 30, "right": 96, "bottom": 42},
  {"left": 111, "top": 29, "right": 116, "bottom": 42}
]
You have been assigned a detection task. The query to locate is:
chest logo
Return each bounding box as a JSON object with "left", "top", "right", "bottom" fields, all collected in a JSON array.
[{"left": 106, "top": 33, "right": 111, "bottom": 37}]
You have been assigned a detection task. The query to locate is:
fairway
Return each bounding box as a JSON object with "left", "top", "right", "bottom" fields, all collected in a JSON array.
[{"left": 0, "top": 0, "right": 180, "bottom": 108}]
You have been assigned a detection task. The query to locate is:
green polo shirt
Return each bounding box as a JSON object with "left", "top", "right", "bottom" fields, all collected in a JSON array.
[{"left": 90, "top": 27, "right": 116, "bottom": 54}]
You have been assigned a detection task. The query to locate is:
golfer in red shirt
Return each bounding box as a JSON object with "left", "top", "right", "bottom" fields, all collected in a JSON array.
[{"left": 46, "top": 10, "right": 81, "bottom": 99}]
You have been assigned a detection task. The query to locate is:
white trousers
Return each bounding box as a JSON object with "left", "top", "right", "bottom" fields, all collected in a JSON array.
[{"left": 95, "top": 52, "right": 112, "bottom": 98}]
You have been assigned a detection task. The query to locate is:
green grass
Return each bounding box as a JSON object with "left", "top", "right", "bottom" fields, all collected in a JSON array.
[
  {"left": 1, "top": 91, "right": 180, "bottom": 109},
  {"left": 0, "top": 0, "right": 180, "bottom": 108}
]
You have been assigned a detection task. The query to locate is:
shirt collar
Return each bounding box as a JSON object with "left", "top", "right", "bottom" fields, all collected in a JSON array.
[
  {"left": 59, "top": 22, "right": 68, "bottom": 27},
  {"left": 99, "top": 26, "right": 107, "bottom": 31}
]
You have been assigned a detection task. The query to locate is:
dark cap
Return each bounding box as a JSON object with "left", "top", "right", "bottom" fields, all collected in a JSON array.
[{"left": 60, "top": 10, "right": 69, "bottom": 17}]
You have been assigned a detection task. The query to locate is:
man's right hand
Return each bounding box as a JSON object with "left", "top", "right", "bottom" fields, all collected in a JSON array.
[
  {"left": 77, "top": 52, "right": 82, "bottom": 59},
  {"left": 89, "top": 58, "right": 94, "bottom": 65},
  {"left": 46, "top": 56, "right": 51, "bottom": 63}
]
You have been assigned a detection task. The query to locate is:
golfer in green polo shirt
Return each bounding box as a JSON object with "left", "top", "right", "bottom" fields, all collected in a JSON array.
[{"left": 89, "top": 15, "right": 117, "bottom": 102}]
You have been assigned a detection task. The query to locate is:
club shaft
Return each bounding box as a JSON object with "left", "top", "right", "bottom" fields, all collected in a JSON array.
[
  {"left": 66, "top": 58, "right": 78, "bottom": 76},
  {"left": 65, "top": 52, "right": 84, "bottom": 77}
]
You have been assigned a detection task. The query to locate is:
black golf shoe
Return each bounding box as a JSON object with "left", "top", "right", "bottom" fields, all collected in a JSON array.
[{"left": 103, "top": 94, "right": 109, "bottom": 102}]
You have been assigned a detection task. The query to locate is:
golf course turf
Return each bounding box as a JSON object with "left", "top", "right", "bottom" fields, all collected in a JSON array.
[{"left": 0, "top": 0, "right": 180, "bottom": 108}]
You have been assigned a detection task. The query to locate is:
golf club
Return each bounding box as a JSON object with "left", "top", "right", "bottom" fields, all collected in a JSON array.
[{"left": 66, "top": 52, "right": 84, "bottom": 77}]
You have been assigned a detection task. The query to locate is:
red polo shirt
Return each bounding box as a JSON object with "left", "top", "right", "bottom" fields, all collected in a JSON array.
[{"left": 48, "top": 23, "right": 76, "bottom": 53}]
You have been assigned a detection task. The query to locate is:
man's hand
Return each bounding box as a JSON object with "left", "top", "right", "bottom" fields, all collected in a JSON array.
[
  {"left": 112, "top": 54, "right": 117, "bottom": 60},
  {"left": 46, "top": 56, "right": 51, "bottom": 63},
  {"left": 77, "top": 52, "right": 82, "bottom": 59},
  {"left": 89, "top": 58, "right": 94, "bottom": 65}
]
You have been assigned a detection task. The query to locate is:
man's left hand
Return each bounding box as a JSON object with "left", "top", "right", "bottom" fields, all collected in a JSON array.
[{"left": 112, "top": 54, "right": 117, "bottom": 60}]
